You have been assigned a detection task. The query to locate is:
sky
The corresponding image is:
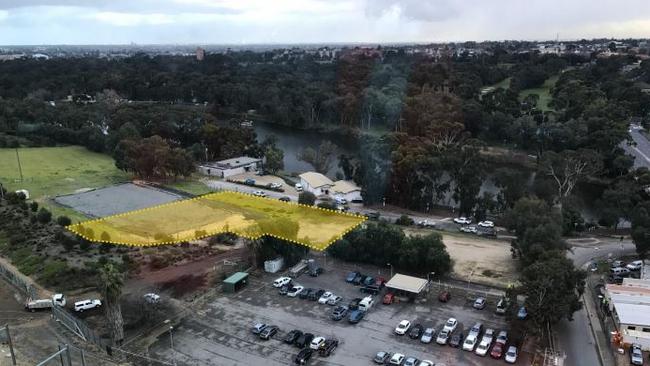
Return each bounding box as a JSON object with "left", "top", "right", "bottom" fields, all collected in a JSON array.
[{"left": 0, "top": 0, "right": 649, "bottom": 45}]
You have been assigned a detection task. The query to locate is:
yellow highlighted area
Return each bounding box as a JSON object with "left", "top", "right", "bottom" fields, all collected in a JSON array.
[{"left": 66, "top": 191, "right": 366, "bottom": 251}]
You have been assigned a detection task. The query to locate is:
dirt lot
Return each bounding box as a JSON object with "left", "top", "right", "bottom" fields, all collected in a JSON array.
[
  {"left": 229, "top": 172, "right": 299, "bottom": 196},
  {"left": 146, "top": 258, "right": 529, "bottom": 366},
  {"left": 403, "top": 228, "right": 517, "bottom": 288}
]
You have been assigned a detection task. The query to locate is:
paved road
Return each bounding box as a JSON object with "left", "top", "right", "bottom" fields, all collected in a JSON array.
[
  {"left": 556, "top": 238, "right": 637, "bottom": 366},
  {"left": 623, "top": 124, "right": 650, "bottom": 169}
]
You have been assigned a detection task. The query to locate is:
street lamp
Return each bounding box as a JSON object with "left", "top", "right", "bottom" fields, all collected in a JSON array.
[
  {"left": 387, "top": 263, "right": 393, "bottom": 278},
  {"left": 169, "top": 326, "right": 176, "bottom": 366}
]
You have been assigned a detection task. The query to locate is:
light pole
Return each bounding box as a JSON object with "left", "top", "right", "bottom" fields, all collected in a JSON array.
[
  {"left": 428, "top": 272, "right": 435, "bottom": 292},
  {"left": 387, "top": 263, "right": 393, "bottom": 278},
  {"left": 169, "top": 326, "right": 176, "bottom": 366}
]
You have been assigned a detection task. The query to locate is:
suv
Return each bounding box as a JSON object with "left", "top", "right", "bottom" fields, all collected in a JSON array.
[
  {"left": 259, "top": 325, "right": 278, "bottom": 340},
  {"left": 436, "top": 329, "right": 450, "bottom": 345},
  {"left": 295, "top": 332, "right": 314, "bottom": 348},
  {"left": 468, "top": 322, "right": 483, "bottom": 337},
  {"left": 294, "top": 348, "right": 312, "bottom": 365},
  {"left": 299, "top": 288, "right": 313, "bottom": 300},
  {"left": 251, "top": 323, "right": 267, "bottom": 334},
  {"left": 348, "top": 309, "right": 365, "bottom": 323},
  {"left": 284, "top": 330, "right": 302, "bottom": 344},
  {"left": 74, "top": 299, "right": 101, "bottom": 312},
  {"left": 308, "top": 289, "right": 325, "bottom": 301},
  {"left": 319, "top": 338, "right": 338, "bottom": 357}
]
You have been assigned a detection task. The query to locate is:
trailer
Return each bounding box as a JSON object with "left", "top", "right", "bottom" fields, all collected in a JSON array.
[
  {"left": 25, "top": 293, "right": 66, "bottom": 312},
  {"left": 289, "top": 260, "right": 308, "bottom": 278}
]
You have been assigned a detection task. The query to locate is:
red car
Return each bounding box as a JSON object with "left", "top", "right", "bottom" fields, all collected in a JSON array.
[
  {"left": 383, "top": 292, "right": 394, "bottom": 305},
  {"left": 375, "top": 276, "right": 386, "bottom": 287},
  {"left": 438, "top": 290, "right": 450, "bottom": 302},
  {"left": 490, "top": 342, "right": 504, "bottom": 359}
]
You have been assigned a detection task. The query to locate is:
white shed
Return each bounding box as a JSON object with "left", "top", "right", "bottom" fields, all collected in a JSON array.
[
  {"left": 331, "top": 180, "right": 363, "bottom": 202},
  {"left": 299, "top": 172, "right": 333, "bottom": 196},
  {"left": 198, "top": 156, "right": 261, "bottom": 178}
]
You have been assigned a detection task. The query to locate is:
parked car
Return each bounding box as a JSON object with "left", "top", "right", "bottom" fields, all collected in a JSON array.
[
  {"left": 352, "top": 273, "right": 365, "bottom": 285},
  {"left": 268, "top": 182, "right": 282, "bottom": 189},
  {"left": 361, "top": 285, "right": 381, "bottom": 295},
  {"left": 460, "top": 225, "right": 478, "bottom": 234},
  {"left": 383, "top": 292, "right": 395, "bottom": 304},
  {"left": 335, "top": 197, "right": 348, "bottom": 205},
  {"left": 496, "top": 330, "right": 508, "bottom": 345},
  {"left": 608, "top": 274, "right": 624, "bottom": 284},
  {"left": 375, "top": 276, "right": 387, "bottom": 287},
  {"left": 504, "top": 346, "right": 518, "bottom": 363},
  {"left": 419, "top": 361, "right": 434, "bottom": 366},
  {"left": 348, "top": 309, "right": 365, "bottom": 323},
  {"left": 417, "top": 219, "right": 435, "bottom": 227},
  {"left": 143, "top": 293, "right": 160, "bottom": 304},
  {"left": 490, "top": 342, "right": 504, "bottom": 359},
  {"left": 273, "top": 277, "right": 292, "bottom": 288},
  {"left": 408, "top": 324, "right": 424, "bottom": 339},
  {"left": 348, "top": 297, "right": 362, "bottom": 310},
  {"left": 482, "top": 328, "right": 495, "bottom": 344},
  {"left": 279, "top": 284, "right": 291, "bottom": 295},
  {"left": 443, "top": 318, "right": 458, "bottom": 332},
  {"left": 309, "top": 289, "right": 325, "bottom": 301},
  {"left": 436, "top": 329, "right": 451, "bottom": 345},
  {"left": 318, "top": 291, "right": 334, "bottom": 304},
  {"left": 611, "top": 260, "right": 625, "bottom": 268},
  {"left": 475, "top": 339, "right": 491, "bottom": 356},
  {"left": 362, "top": 275, "right": 375, "bottom": 286},
  {"left": 473, "top": 297, "right": 487, "bottom": 310},
  {"left": 251, "top": 323, "right": 267, "bottom": 334},
  {"left": 478, "top": 220, "right": 494, "bottom": 228},
  {"left": 287, "top": 285, "right": 304, "bottom": 297},
  {"left": 627, "top": 260, "right": 644, "bottom": 271},
  {"left": 326, "top": 295, "right": 342, "bottom": 305},
  {"left": 389, "top": 353, "right": 405, "bottom": 365},
  {"left": 294, "top": 183, "right": 303, "bottom": 192},
  {"left": 295, "top": 333, "right": 314, "bottom": 348},
  {"left": 469, "top": 322, "right": 483, "bottom": 337},
  {"left": 279, "top": 196, "right": 291, "bottom": 202},
  {"left": 259, "top": 325, "right": 279, "bottom": 340},
  {"left": 294, "top": 348, "right": 312, "bottom": 365},
  {"left": 438, "top": 290, "right": 451, "bottom": 302},
  {"left": 421, "top": 327, "right": 435, "bottom": 343},
  {"left": 244, "top": 178, "right": 255, "bottom": 185},
  {"left": 308, "top": 267, "right": 324, "bottom": 277},
  {"left": 403, "top": 357, "right": 420, "bottom": 366},
  {"left": 454, "top": 217, "right": 472, "bottom": 225},
  {"left": 346, "top": 271, "right": 360, "bottom": 283},
  {"left": 284, "top": 330, "right": 303, "bottom": 344},
  {"left": 299, "top": 288, "right": 314, "bottom": 300},
  {"left": 331, "top": 305, "right": 349, "bottom": 321},
  {"left": 462, "top": 334, "right": 478, "bottom": 351},
  {"left": 395, "top": 320, "right": 411, "bottom": 335},
  {"left": 74, "top": 299, "right": 101, "bottom": 312},
  {"left": 366, "top": 211, "right": 380, "bottom": 220},
  {"left": 319, "top": 338, "right": 338, "bottom": 357},
  {"left": 309, "top": 336, "right": 325, "bottom": 350},
  {"left": 630, "top": 344, "right": 644, "bottom": 365},
  {"left": 373, "top": 351, "right": 391, "bottom": 364},
  {"left": 252, "top": 190, "right": 267, "bottom": 197},
  {"left": 517, "top": 306, "right": 528, "bottom": 320},
  {"left": 495, "top": 298, "right": 509, "bottom": 314},
  {"left": 449, "top": 331, "right": 464, "bottom": 348}
]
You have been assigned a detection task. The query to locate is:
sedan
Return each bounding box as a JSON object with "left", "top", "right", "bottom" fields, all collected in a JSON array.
[
  {"left": 284, "top": 330, "right": 302, "bottom": 344},
  {"left": 421, "top": 327, "right": 435, "bottom": 343},
  {"left": 473, "top": 297, "right": 487, "bottom": 310},
  {"left": 454, "top": 216, "right": 472, "bottom": 225},
  {"left": 436, "top": 329, "right": 451, "bottom": 345},
  {"left": 505, "top": 346, "right": 518, "bottom": 363},
  {"left": 389, "top": 353, "right": 405, "bottom": 365},
  {"left": 395, "top": 320, "right": 411, "bottom": 335},
  {"left": 478, "top": 220, "right": 494, "bottom": 228},
  {"left": 373, "top": 351, "right": 391, "bottom": 364},
  {"left": 318, "top": 291, "right": 334, "bottom": 304},
  {"left": 630, "top": 344, "right": 644, "bottom": 365},
  {"left": 408, "top": 324, "right": 424, "bottom": 339},
  {"left": 348, "top": 309, "right": 365, "bottom": 323},
  {"left": 450, "top": 332, "right": 464, "bottom": 348},
  {"left": 278, "top": 196, "right": 291, "bottom": 202},
  {"left": 403, "top": 357, "right": 419, "bottom": 366},
  {"left": 252, "top": 190, "right": 267, "bottom": 197},
  {"left": 294, "top": 348, "right": 312, "bottom": 365},
  {"left": 517, "top": 306, "right": 528, "bottom": 320},
  {"left": 438, "top": 290, "right": 450, "bottom": 302},
  {"left": 327, "top": 295, "right": 342, "bottom": 306},
  {"left": 443, "top": 318, "right": 458, "bottom": 333},
  {"left": 251, "top": 323, "right": 267, "bottom": 334},
  {"left": 295, "top": 333, "right": 314, "bottom": 348},
  {"left": 475, "top": 340, "right": 491, "bottom": 356},
  {"left": 319, "top": 338, "right": 338, "bottom": 357},
  {"left": 490, "top": 342, "right": 504, "bottom": 359},
  {"left": 419, "top": 361, "right": 434, "bottom": 366},
  {"left": 259, "top": 325, "right": 278, "bottom": 340},
  {"left": 460, "top": 225, "right": 478, "bottom": 234},
  {"left": 346, "top": 271, "right": 360, "bottom": 283},
  {"left": 496, "top": 330, "right": 508, "bottom": 345},
  {"left": 287, "top": 285, "right": 304, "bottom": 297},
  {"left": 462, "top": 335, "right": 478, "bottom": 351},
  {"left": 279, "top": 284, "right": 291, "bottom": 295},
  {"left": 272, "top": 276, "right": 291, "bottom": 288}
]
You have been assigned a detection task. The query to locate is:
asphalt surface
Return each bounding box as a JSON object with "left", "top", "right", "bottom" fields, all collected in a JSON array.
[
  {"left": 622, "top": 124, "right": 650, "bottom": 169},
  {"left": 147, "top": 260, "right": 522, "bottom": 366}
]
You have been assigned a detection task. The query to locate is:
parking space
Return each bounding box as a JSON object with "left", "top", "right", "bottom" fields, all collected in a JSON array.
[{"left": 148, "top": 259, "right": 528, "bottom": 366}]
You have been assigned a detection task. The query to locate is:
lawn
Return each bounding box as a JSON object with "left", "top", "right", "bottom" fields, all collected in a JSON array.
[
  {"left": 164, "top": 175, "right": 215, "bottom": 196},
  {"left": 519, "top": 74, "right": 559, "bottom": 112},
  {"left": 69, "top": 191, "right": 366, "bottom": 250},
  {"left": 0, "top": 146, "right": 129, "bottom": 199}
]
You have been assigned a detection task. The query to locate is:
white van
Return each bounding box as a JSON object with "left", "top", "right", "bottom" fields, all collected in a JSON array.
[
  {"left": 358, "top": 296, "right": 374, "bottom": 312},
  {"left": 294, "top": 183, "right": 303, "bottom": 192},
  {"left": 610, "top": 267, "right": 630, "bottom": 276},
  {"left": 627, "top": 260, "right": 644, "bottom": 271}
]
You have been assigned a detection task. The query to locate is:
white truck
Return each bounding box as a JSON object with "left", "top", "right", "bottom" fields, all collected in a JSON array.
[
  {"left": 25, "top": 293, "right": 66, "bottom": 312},
  {"left": 74, "top": 299, "right": 102, "bottom": 312}
]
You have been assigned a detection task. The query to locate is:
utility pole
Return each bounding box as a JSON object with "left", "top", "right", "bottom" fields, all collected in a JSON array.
[
  {"left": 15, "top": 148, "right": 23, "bottom": 182},
  {"left": 4, "top": 324, "right": 16, "bottom": 365}
]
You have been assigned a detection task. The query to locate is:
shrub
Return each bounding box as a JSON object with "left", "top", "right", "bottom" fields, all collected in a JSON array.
[
  {"left": 395, "top": 215, "right": 414, "bottom": 226},
  {"left": 298, "top": 191, "right": 316, "bottom": 205},
  {"left": 36, "top": 207, "right": 52, "bottom": 224},
  {"left": 79, "top": 238, "right": 91, "bottom": 251},
  {"left": 56, "top": 216, "right": 72, "bottom": 226},
  {"left": 29, "top": 202, "right": 39, "bottom": 212}
]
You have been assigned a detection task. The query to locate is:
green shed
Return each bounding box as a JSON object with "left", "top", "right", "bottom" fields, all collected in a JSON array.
[{"left": 223, "top": 272, "right": 248, "bottom": 293}]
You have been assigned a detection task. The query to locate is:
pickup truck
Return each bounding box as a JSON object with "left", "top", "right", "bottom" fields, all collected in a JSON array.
[
  {"left": 74, "top": 299, "right": 102, "bottom": 312},
  {"left": 25, "top": 293, "right": 66, "bottom": 312}
]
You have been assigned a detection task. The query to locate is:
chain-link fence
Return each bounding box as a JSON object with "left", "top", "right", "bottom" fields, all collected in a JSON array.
[
  {"left": 51, "top": 306, "right": 108, "bottom": 349},
  {"left": 0, "top": 260, "right": 39, "bottom": 299}
]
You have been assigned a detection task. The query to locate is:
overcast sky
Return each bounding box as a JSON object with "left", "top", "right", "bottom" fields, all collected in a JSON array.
[{"left": 1, "top": 0, "right": 649, "bottom": 45}]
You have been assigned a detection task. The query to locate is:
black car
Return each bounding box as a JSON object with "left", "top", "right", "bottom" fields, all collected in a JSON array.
[
  {"left": 259, "top": 325, "right": 278, "bottom": 340},
  {"left": 294, "top": 348, "right": 313, "bottom": 365},
  {"left": 349, "top": 297, "right": 363, "bottom": 310},
  {"left": 295, "top": 332, "right": 315, "bottom": 348},
  {"left": 309, "top": 289, "right": 325, "bottom": 301},
  {"left": 279, "top": 284, "right": 292, "bottom": 295},
  {"left": 449, "top": 331, "right": 464, "bottom": 348},
  {"left": 409, "top": 324, "right": 424, "bottom": 339},
  {"left": 309, "top": 267, "right": 324, "bottom": 277},
  {"left": 299, "top": 288, "right": 314, "bottom": 300},
  {"left": 319, "top": 338, "right": 339, "bottom": 357},
  {"left": 366, "top": 211, "right": 380, "bottom": 220},
  {"left": 331, "top": 305, "right": 349, "bottom": 321},
  {"left": 285, "top": 330, "right": 303, "bottom": 344},
  {"left": 279, "top": 196, "right": 291, "bottom": 202},
  {"left": 360, "top": 285, "right": 381, "bottom": 295},
  {"left": 352, "top": 273, "right": 365, "bottom": 285}
]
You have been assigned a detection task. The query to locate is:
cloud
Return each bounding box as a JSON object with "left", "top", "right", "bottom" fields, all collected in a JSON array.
[{"left": 365, "top": 0, "right": 460, "bottom": 22}]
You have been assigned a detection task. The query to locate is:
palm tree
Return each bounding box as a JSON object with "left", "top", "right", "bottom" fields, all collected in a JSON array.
[{"left": 100, "top": 263, "right": 124, "bottom": 346}]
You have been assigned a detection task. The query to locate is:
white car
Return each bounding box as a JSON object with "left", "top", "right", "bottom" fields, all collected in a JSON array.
[
  {"left": 144, "top": 293, "right": 160, "bottom": 304},
  {"left": 74, "top": 299, "right": 101, "bottom": 312},
  {"left": 436, "top": 329, "right": 450, "bottom": 345},
  {"left": 478, "top": 220, "right": 494, "bottom": 228},
  {"left": 272, "top": 277, "right": 291, "bottom": 288},
  {"left": 475, "top": 340, "right": 491, "bottom": 356},
  {"left": 268, "top": 183, "right": 282, "bottom": 189},
  {"left": 326, "top": 295, "right": 342, "bottom": 305},
  {"left": 420, "top": 327, "right": 435, "bottom": 343},
  {"left": 419, "top": 361, "right": 434, "bottom": 366},
  {"left": 417, "top": 219, "right": 435, "bottom": 227},
  {"left": 395, "top": 320, "right": 411, "bottom": 335},
  {"left": 252, "top": 190, "right": 267, "bottom": 197},
  {"left": 462, "top": 334, "right": 478, "bottom": 351},
  {"left": 454, "top": 216, "right": 472, "bottom": 225},
  {"left": 389, "top": 353, "right": 405, "bottom": 365},
  {"left": 309, "top": 336, "right": 325, "bottom": 350},
  {"left": 295, "top": 183, "right": 303, "bottom": 192},
  {"left": 287, "top": 285, "right": 304, "bottom": 297},
  {"left": 460, "top": 225, "right": 477, "bottom": 234},
  {"left": 443, "top": 318, "right": 458, "bottom": 333},
  {"left": 335, "top": 197, "right": 348, "bottom": 205},
  {"left": 318, "top": 291, "right": 334, "bottom": 304},
  {"left": 505, "top": 346, "right": 518, "bottom": 363},
  {"left": 627, "top": 260, "right": 644, "bottom": 271}
]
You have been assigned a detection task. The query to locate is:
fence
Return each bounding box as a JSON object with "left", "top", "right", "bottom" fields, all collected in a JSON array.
[
  {"left": 51, "top": 306, "right": 108, "bottom": 349},
  {"left": 0, "top": 260, "right": 39, "bottom": 299}
]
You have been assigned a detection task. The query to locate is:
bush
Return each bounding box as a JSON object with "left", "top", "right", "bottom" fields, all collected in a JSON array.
[
  {"left": 29, "top": 202, "right": 39, "bottom": 212},
  {"left": 298, "top": 191, "right": 316, "bottom": 205},
  {"left": 36, "top": 207, "right": 52, "bottom": 224},
  {"left": 395, "top": 215, "right": 414, "bottom": 226},
  {"left": 56, "top": 216, "right": 72, "bottom": 226},
  {"left": 79, "top": 238, "right": 91, "bottom": 251}
]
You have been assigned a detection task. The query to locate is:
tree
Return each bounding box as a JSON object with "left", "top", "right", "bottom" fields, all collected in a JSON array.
[
  {"left": 540, "top": 149, "right": 603, "bottom": 205},
  {"left": 397, "top": 233, "right": 452, "bottom": 276},
  {"left": 520, "top": 252, "right": 586, "bottom": 329},
  {"left": 298, "top": 191, "right": 316, "bottom": 205},
  {"left": 631, "top": 201, "right": 650, "bottom": 260},
  {"left": 493, "top": 168, "right": 528, "bottom": 210},
  {"left": 298, "top": 140, "right": 337, "bottom": 174},
  {"left": 56, "top": 215, "right": 72, "bottom": 226},
  {"left": 264, "top": 145, "right": 284, "bottom": 174},
  {"left": 99, "top": 263, "right": 125, "bottom": 345},
  {"left": 29, "top": 201, "right": 39, "bottom": 212},
  {"left": 36, "top": 207, "right": 52, "bottom": 224}
]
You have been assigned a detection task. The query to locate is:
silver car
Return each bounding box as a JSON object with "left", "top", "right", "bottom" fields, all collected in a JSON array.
[
  {"left": 420, "top": 327, "right": 435, "bottom": 343},
  {"left": 630, "top": 344, "right": 643, "bottom": 365}
]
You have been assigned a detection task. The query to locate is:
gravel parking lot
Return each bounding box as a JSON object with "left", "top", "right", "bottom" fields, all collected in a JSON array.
[{"left": 148, "top": 259, "right": 528, "bottom": 366}]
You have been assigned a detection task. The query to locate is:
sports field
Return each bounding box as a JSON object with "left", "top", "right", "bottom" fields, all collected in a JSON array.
[
  {"left": 68, "top": 191, "right": 366, "bottom": 250},
  {"left": 519, "top": 74, "right": 559, "bottom": 112}
]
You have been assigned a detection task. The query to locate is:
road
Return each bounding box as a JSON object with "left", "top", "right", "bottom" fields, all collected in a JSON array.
[
  {"left": 623, "top": 124, "right": 650, "bottom": 169},
  {"left": 556, "top": 238, "right": 637, "bottom": 366}
]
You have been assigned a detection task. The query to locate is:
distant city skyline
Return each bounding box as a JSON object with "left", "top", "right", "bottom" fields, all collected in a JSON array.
[{"left": 1, "top": 0, "right": 649, "bottom": 45}]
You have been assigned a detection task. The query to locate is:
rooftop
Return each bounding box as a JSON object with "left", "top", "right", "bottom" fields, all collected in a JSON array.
[
  {"left": 332, "top": 180, "right": 360, "bottom": 194},
  {"left": 299, "top": 172, "right": 333, "bottom": 188},
  {"left": 606, "top": 279, "right": 650, "bottom": 326},
  {"left": 200, "top": 156, "right": 261, "bottom": 169},
  {"left": 385, "top": 274, "right": 428, "bottom": 294},
  {"left": 224, "top": 272, "right": 248, "bottom": 284}
]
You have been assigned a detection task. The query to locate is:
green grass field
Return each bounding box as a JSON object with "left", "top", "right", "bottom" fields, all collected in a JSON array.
[
  {"left": 519, "top": 74, "right": 559, "bottom": 112},
  {"left": 164, "top": 175, "right": 215, "bottom": 196},
  {"left": 0, "top": 146, "right": 129, "bottom": 200}
]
